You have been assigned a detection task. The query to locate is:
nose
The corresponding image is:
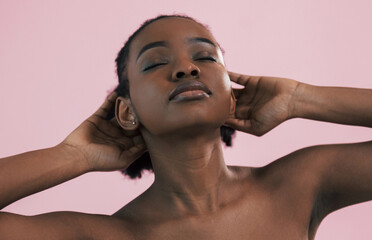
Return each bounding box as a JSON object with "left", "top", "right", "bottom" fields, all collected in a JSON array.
[{"left": 171, "top": 60, "right": 200, "bottom": 80}]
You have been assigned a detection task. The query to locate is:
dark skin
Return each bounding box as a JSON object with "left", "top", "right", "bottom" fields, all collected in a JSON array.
[{"left": 0, "top": 17, "right": 372, "bottom": 240}]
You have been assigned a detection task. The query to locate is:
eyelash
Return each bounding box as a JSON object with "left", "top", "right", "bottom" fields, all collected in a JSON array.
[
  {"left": 142, "top": 57, "right": 216, "bottom": 72},
  {"left": 143, "top": 63, "right": 167, "bottom": 71},
  {"left": 197, "top": 57, "right": 216, "bottom": 62}
]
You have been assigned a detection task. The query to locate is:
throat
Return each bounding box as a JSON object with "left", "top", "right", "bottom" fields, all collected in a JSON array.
[
  {"left": 150, "top": 151, "right": 232, "bottom": 216},
  {"left": 142, "top": 128, "right": 234, "bottom": 216}
]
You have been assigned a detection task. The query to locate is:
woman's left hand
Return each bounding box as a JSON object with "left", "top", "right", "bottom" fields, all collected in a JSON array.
[{"left": 224, "top": 71, "right": 300, "bottom": 136}]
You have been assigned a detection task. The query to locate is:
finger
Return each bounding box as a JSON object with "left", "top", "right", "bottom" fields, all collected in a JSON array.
[
  {"left": 109, "top": 118, "right": 135, "bottom": 137},
  {"left": 109, "top": 130, "right": 144, "bottom": 149},
  {"left": 232, "top": 88, "right": 244, "bottom": 99},
  {"left": 224, "top": 118, "right": 265, "bottom": 136},
  {"left": 234, "top": 105, "right": 252, "bottom": 119},
  {"left": 228, "top": 71, "right": 252, "bottom": 86},
  {"left": 128, "top": 135, "right": 147, "bottom": 157},
  {"left": 108, "top": 113, "right": 143, "bottom": 138},
  {"left": 121, "top": 143, "right": 147, "bottom": 163},
  {"left": 94, "top": 91, "right": 118, "bottom": 118},
  {"left": 85, "top": 117, "right": 125, "bottom": 139},
  {"left": 225, "top": 117, "right": 271, "bottom": 137},
  {"left": 224, "top": 118, "right": 253, "bottom": 133},
  {"left": 132, "top": 135, "right": 145, "bottom": 146},
  {"left": 110, "top": 117, "right": 120, "bottom": 127},
  {"left": 122, "top": 128, "right": 143, "bottom": 138}
]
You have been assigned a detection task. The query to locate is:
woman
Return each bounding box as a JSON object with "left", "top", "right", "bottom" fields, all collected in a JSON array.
[{"left": 0, "top": 14, "right": 371, "bottom": 240}]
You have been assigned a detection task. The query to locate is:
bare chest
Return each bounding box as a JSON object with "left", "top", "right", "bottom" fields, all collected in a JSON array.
[
  {"left": 94, "top": 167, "right": 318, "bottom": 240},
  {"left": 125, "top": 197, "right": 311, "bottom": 240}
]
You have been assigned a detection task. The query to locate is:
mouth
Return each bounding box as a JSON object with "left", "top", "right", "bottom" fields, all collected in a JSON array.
[{"left": 168, "top": 80, "right": 212, "bottom": 101}]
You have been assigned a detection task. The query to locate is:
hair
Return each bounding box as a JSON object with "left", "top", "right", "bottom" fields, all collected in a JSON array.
[{"left": 113, "top": 14, "right": 236, "bottom": 179}]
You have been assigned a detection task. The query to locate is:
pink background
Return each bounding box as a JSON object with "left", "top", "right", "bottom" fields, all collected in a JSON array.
[{"left": 1, "top": 0, "right": 371, "bottom": 239}]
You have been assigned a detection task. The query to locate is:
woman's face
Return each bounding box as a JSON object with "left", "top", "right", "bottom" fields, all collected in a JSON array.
[{"left": 126, "top": 17, "right": 233, "bottom": 137}]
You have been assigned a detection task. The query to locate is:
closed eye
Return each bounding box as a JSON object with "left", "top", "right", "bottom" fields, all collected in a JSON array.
[
  {"left": 196, "top": 57, "right": 216, "bottom": 62},
  {"left": 142, "top": 63, "right": 167, "bottom": 72}
]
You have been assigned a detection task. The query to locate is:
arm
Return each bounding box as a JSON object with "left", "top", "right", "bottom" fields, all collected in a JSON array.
[
  {"left": 0, "top": 92, "right": 146, "bottom": 238},
  {"left": 0, "top": 211, "right": 134, "bottom": 239},
  {"left": 0, "top": 212, "right": 94, "bottom": 239},
  {"left": 0, "top": 144, "right": 88, "bottom": 210},
  {"left": 225, "top": 72, "right": 372, "bottom": 215},
  {"left": 0, "top": 92, "right": 145, "bottom": 209},
  {"left": 293, "top": 83, "right": 372, "bottom": 128},
  {"left": 292, "top": 83, "right": 372, "bottom": 216}
]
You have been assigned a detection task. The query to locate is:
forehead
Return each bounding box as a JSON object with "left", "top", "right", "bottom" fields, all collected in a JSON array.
[{"left": 129, "top": 17, "right": 216, "bottom": 57}]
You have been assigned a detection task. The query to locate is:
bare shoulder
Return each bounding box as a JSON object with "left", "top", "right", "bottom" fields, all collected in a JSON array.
[
  {"left": 226, "top": 145, "right": 327, "bottom": 204},
  {"left": 0, "top": 211, "right": 134, "bottom": 240},
  {"left": 247, "top": 141, "right": 372, "bottom": 238},
  {"left": 254, "top": 141, "right": 372, "bottom": 189},
  {"left": 238, "top": 145, "right": 332, "bottom": 238},
  {"left": 251, "top": 144, "right": 335, "bottom": 186}
]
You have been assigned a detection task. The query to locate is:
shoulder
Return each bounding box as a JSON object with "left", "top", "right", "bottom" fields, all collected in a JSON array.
[
  {"left": 244, "top": 145, "right": 332, "bottom": 234},
  {"left": 247, "top": 142, "right": 372, "bottom": 232},
  {"left": 254, "top": 141, "right": 372, "bottom": 191},
  {"left": 251, "top": 144, "right": 332, "bottom": 186},
  {"left": 0, "top": 211, "right": 134, "bottom": 240}
]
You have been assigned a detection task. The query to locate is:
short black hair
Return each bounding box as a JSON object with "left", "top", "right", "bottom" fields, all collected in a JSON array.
[{"left": 113, "top": 14, "right": 236, "bottom": 179}]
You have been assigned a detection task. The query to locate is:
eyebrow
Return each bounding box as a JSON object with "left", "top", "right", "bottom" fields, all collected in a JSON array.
[
  {"left": 187, "top": 37, "right": 216, "bottom": 47},
  {"left": 136, "top": 37, "right": 217, "bottom": 62}
]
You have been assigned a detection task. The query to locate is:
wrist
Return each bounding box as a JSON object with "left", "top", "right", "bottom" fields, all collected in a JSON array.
[
  {"left": 290, "top": 82, "right": 315, "bottom": 119},
  {"left": 55, "top": 142, "right": 93, "bottom": 173}
]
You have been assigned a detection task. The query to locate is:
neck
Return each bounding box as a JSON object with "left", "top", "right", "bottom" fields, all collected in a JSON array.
[{"left": 144, "top": 128, "right": 232, "bottom": 215}]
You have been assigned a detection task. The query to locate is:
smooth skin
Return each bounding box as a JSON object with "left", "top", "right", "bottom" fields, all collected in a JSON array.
[{"left": 0, "top": 17, "right": 371, "bottom": 240}]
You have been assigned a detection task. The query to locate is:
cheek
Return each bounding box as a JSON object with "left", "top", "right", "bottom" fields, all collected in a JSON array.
[
  {"left": 130, "top": 82, "right": 166, "bottom": 130},
  {"left": 209, "top": 69, "right": 232, "bottom": 120},
  {"left": 126, "top": 63, "right": 169, "bottom": 133},
  {"left": 208, "top": 67, "right": 231, "bottom": 104},
  {"left": 215, "top": 82, "right": 232, "bottom": 119}
]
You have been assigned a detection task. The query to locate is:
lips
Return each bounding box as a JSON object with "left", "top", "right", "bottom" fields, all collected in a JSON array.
[{"left": 168, "top": 80, "right": 212, "bottom": 101}]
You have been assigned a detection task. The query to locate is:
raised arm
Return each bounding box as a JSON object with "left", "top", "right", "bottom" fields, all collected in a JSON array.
[
  {"left": 0, "top": 92, "right": 146, "bottom": 238},
  {"left": 0, "top": 143, "right": 88, "bottom": 210},
  {"left": 0, "top": 92, "right": 145, "bottom": 209},
  {"left": 225, "top": 71, "right": 372, "bottom": 217},
  {"left": 293, "top": 83, "right": 372, "bottom": 128},
  {"left": 292, "top": 82, "right": 372, "bottom": 217}
]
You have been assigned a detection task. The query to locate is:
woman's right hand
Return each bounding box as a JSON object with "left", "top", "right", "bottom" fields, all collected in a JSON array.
[{"left": 60, "top": 91, "right": 147, "bottom": 172}]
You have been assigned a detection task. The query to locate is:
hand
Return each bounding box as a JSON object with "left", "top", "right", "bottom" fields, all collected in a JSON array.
[
  {"left": 60, "top": 92, "right": 147, "bottom": 171},
  {"left": 225, "top": 71, "right": 300, "bottom": 136}
]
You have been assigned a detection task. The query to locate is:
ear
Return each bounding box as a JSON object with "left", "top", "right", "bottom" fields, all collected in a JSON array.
[
  {"left": 115, "top": 96, "right": 139, "bottom": 130},
  {"left": 229, "top": 89, "right": 236, "bottom": 117}
]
